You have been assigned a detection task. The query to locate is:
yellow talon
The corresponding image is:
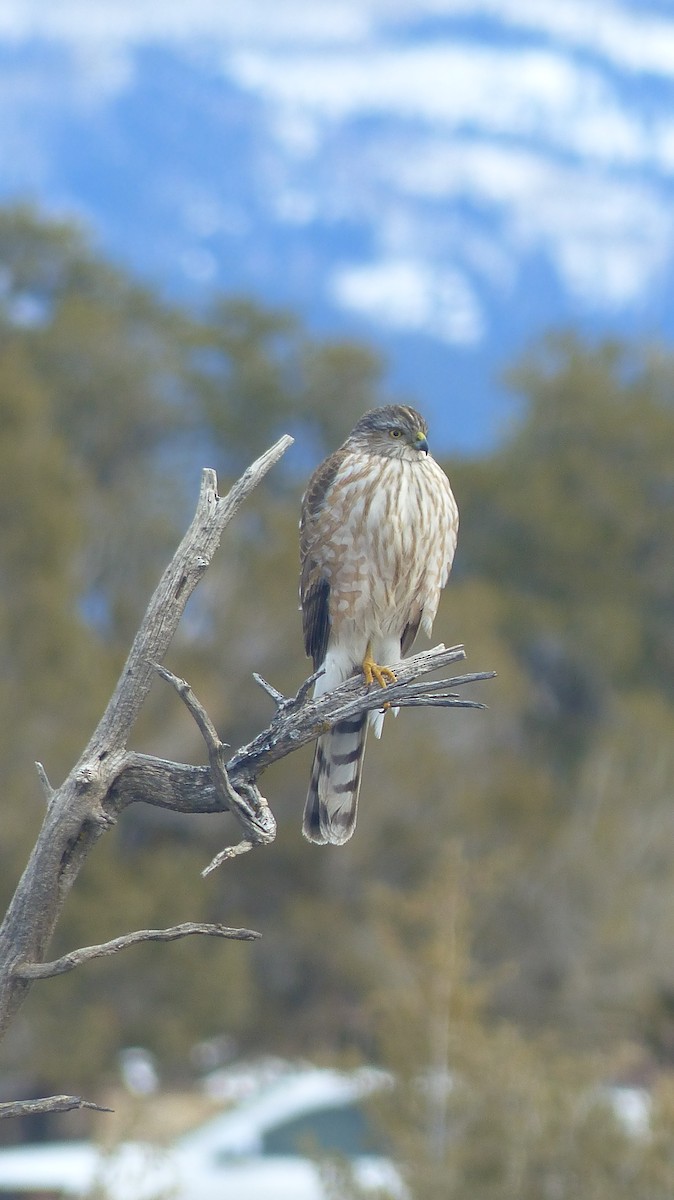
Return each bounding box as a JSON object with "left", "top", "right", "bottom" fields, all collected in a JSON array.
[{"left": 362, "top": 646, "right": 397, "bottom": 689}]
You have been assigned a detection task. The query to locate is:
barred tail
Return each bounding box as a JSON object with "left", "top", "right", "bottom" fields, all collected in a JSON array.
[{"left": 302, "top": 714, "right": 367, "bottom": 845}]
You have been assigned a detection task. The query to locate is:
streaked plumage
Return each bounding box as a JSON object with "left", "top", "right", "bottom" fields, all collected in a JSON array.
[{"left": 300, "top": 404, "right": 458, "bottom": 845}]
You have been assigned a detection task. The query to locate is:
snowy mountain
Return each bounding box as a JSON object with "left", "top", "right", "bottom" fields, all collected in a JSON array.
[{"left": 1, "top": 0, "right": 673, "bottom": 449}]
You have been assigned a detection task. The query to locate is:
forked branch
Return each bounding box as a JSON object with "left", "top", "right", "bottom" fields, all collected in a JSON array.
[
  {"left": 0, "top": 433, "right": 494, "bottom": 1120},
  {"left": 146, "top": 644, "right": 494, "bottom": 874},
  {"left": 0, "top": 438, "right": 293, "bottom": 1116}
]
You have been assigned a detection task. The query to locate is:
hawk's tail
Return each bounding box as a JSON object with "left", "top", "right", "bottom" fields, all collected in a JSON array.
[{"left": 302, "top": 714, "right": 367, "bottom": 845}]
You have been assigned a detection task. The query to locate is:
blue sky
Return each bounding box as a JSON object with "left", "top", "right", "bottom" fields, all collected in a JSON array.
[{"left": 1, "top": 0, "right": 673, "bottom": 447}]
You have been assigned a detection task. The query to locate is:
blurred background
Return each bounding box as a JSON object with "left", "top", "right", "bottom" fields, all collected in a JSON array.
[{"left": 3, "top": 0, "right": 674, "bottom": 1191}]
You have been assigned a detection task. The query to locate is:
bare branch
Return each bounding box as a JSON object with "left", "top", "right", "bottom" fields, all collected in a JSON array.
[
  {"left": 202, "top": 840, "right": 256, "bottom": 877},
  {"left": 34, "top": 761, "right": 54, "bottom": 803},
  {"left": 155, "top": 664, "right": 277, "bottom": 868},
  {"left": 109, "top": 646, "right": 494, "bottom": 825},
  {"left": 152, "top": 662, "right": 228, "bottom": 755},
  {"left": 15, "top": 923, "right": 260, "bottom": 981},
  {"left": 83, "top": 435, "right": 294, "bottom": 761},
  {"left": 226, "top": 643, "right": 494, "bottom": 781},
  {"left": 0, "top": 1095, "right": 112, "bottom": 1121},
  {"left": 0, "top": 438, "right": 292, "bottom": 1046},
  {"left": 110, "top": 756, "right": 223, "bottom": 815},
  {"left": 0, "top": 428, "right": 495, "bottom": 1117},
  {"left": 259, "top": 666, "right": 325, "bottom": 715},
  {"left": 138, "top": 644, "right": 493, "bottom": 872},
  {"left": 252, "top": 672, "right": 287, "bottom": 705}
]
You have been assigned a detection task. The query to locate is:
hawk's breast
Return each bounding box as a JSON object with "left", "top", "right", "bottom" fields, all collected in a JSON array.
[{"left": 315, "top": 451, "right": 458, "bottom": 640}]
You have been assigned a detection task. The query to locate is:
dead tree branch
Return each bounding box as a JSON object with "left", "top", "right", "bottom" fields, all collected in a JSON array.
[
  {"left": 0, "top": 1096, "right": 113, "bottom": 1121},
  {"left": 14, "top": 923, "right": 261, "bottom": 981},
  {"left": 0, "top": 437, "right": 292, "bottom": 1114},
  {"left": 0, "top": 432, "right": 494, "bottom": 1119},
  {"left": 141, "top": 644, "right": 494, "bottom": 875}
]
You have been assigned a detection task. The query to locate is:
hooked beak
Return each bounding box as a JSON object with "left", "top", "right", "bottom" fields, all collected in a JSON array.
[{"left": 415, "top": 432, "right": 429, "bottom": 454}]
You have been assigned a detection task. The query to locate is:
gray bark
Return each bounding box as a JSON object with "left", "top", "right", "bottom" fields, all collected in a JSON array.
[{"left": 0, "top": 435, "right": 493, "bottom": 1118}]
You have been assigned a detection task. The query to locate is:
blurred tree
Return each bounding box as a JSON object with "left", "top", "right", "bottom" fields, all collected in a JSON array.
[
  {"left": 350, "top": 844, "right": 674, "bottom": 1200},
  {"left": 0, "top": 203, "right": 394, "bottom": 1089},
  {"left": 442, "top": 334, "right": 674, "bottom": 1045},
  {"left": 0, "top": 335, "right": 113, "bottom": 902},
  {"left": 194, "top": 296, "right": 386, "bottom": 472},
  {"left": 454, "top": 332, "right": 674, "bottom": 762}
]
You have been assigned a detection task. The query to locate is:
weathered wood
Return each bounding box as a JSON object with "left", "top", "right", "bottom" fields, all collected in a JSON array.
[
  {"left": 15, "top": 923, "right": 260, "bottom": 981},
  {"left": 0, "top": 1096, "right": 112, "bottom": 1121},
  {"left": 105, "top": 647, "right": 491, "bottom": 829},
  {"left": 0, "top": 433, "right": 494, "bottom": 1119},
  {"left": 0, "top": 437, "right": 292, "bottom": 1051}
]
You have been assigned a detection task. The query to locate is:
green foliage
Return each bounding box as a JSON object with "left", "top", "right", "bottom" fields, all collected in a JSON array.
[
  {"left": 456, "top": 332, "right": 674, "bottom": 703},
  {"left": 193, "top": 297, "right": 385, "bottom": 468}
]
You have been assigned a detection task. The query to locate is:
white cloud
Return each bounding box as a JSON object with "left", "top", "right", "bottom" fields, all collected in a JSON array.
[
  {"left": 330, "top": 258, "right": 484, "bottom": 344},
  {"left": 360, "top": 0, "right": 674, "bottom": 81},
  {"left": 270, "top": 110, "right": 322, "bottom": 159},
  {"left": 368, "top": 136, "right": 672, "bottom": 309},
  {"left": 4, "top": 0, "right": 674, "bottom": 83},
  {"left": 0, "top": 0, "right": 369, "bottom": 48},
  {"left": 524, "top": 180, "right": 671, "bottom": 309},
  {"left": 227, "top": 33, "right": 674, "bottom": 314},
  {"left": 430, "top": 0, "right": 674, "bottom": 80},
  {"left": 556, "top": 238, "right": 657, "bottom": 309},
  {"left": 4, "top": 0, "right": 674, "bottom": 84},
  {"left": 2, "top": 0, "right": 674, "bottom": 332},
  {"left": 228, "top": 42, "right": 647, "bottom": 169}
]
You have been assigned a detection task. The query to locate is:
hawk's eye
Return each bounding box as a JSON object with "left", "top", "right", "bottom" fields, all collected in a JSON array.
[{"left": 389, "top": 428, "right": 403, "bottom": 439}]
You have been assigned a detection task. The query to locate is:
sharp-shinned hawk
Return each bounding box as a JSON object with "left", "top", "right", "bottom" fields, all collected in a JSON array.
[{"left": 300, "top": 404, "right": 458, "bottom": 845}]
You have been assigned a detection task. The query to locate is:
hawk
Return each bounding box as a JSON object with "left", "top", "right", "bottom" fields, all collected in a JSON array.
[{"left": 300, "top": 404, "right": 458, "bottom": 845}]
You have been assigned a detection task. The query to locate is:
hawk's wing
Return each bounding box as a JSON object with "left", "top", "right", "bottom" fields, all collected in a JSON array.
[
  {"left": 299, "top": 446, "right": 347, "bottom": 669},
  {"left": 400, "top": 616, "right": 422, "bottom": 657}
]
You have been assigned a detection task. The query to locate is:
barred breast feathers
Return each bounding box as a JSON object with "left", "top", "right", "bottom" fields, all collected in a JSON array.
[{"left": 306, "top": 450, "right": 457, "bottom": 648}]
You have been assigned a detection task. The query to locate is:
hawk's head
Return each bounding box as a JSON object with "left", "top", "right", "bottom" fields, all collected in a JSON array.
[{"left": 348, "top": 405, "right": 430, "bottom": 460}]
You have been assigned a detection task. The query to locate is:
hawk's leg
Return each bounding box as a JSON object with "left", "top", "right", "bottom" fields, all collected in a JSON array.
[{"left": 362, "top": 642, "right": 397, "bottom": 689}]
